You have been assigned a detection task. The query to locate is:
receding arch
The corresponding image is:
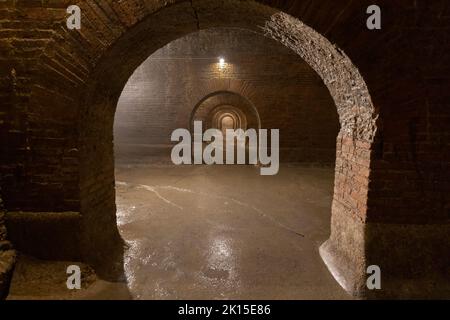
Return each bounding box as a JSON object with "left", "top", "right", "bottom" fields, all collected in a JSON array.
[
  {"left": 212, "top": 106, "right": 247, "bottom": 132},
  {"left": 189, "top": 91, "right": 261, "bottom": 134}
]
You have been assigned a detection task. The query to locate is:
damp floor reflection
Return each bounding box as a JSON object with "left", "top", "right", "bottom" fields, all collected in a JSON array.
[{"left": 116, "top": 164, "right": 349, "bottom": 299}]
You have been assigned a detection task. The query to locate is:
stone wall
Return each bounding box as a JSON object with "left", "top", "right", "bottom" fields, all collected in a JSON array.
[
  {"left": 114, "top": 28, "right": 339, "bottom": 165},
  {"left": 0, "top": 192, "right": 15, "bottom": 299}
]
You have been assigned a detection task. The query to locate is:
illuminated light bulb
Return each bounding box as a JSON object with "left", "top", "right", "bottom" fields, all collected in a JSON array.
[{"left": 219, "top": 57, "right": 225, "bottom": 69}]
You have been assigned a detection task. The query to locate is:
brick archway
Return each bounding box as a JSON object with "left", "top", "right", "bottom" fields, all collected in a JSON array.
[
  {"left": 74, "top": 1, "right": 378, "bottom": 296},
  {"left": 1, "top": 0, "right": 448, "bottom": 300},
  {"left": 6, "top": 0, "right": 380, "bottom": 296},
  {"left": 189, "top": 91, "right": 261, "bottom": 134}
]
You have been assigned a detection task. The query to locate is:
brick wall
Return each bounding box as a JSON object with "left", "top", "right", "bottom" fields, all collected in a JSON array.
[
  {"left": 114, "top": 28, "right": 339, "bottom": 164},
  {"left": 0, "top": 0, "right": 80, "bottom": 212},
  {"left": 0, "top": 0, "right": 446, "bottom": 222}
]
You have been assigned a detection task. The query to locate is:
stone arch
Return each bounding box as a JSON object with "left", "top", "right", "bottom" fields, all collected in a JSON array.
[
  {"left": 210, "top": 106, "right": 247, "bottom": 131},
  {"left": 189, "top": 91, "right": 261, "bottom": 134},
  {"left": 24, "top": 0, "right": 378, "bottom": 296}
]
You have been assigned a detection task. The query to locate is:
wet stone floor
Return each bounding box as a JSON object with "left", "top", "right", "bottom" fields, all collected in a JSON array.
[{"left": 8, "top": 164, "right": 350, "bottom": 300}]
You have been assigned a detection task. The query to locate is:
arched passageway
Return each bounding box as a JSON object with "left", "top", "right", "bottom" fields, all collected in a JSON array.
[
  {"left": 2, "top": 0, "right": 448, "bottom": 299},
  {"left": 81, "top": 1, "right": 376, "bottom": 297},
  {"left": 112, "top": 27, "right": 342, "bottom": 298}
]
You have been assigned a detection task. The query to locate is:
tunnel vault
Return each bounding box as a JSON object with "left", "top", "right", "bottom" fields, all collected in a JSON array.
[
  {"left": 190, "top": 91, "right": 261, "bottom": 134},
  {"left": 1, "top": 0, "right": 448, "bottom": 299}
]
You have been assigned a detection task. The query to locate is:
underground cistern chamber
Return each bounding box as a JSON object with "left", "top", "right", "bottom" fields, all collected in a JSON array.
[{"left": 1, "top": 1, "right": 449, "bottom": 306}]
